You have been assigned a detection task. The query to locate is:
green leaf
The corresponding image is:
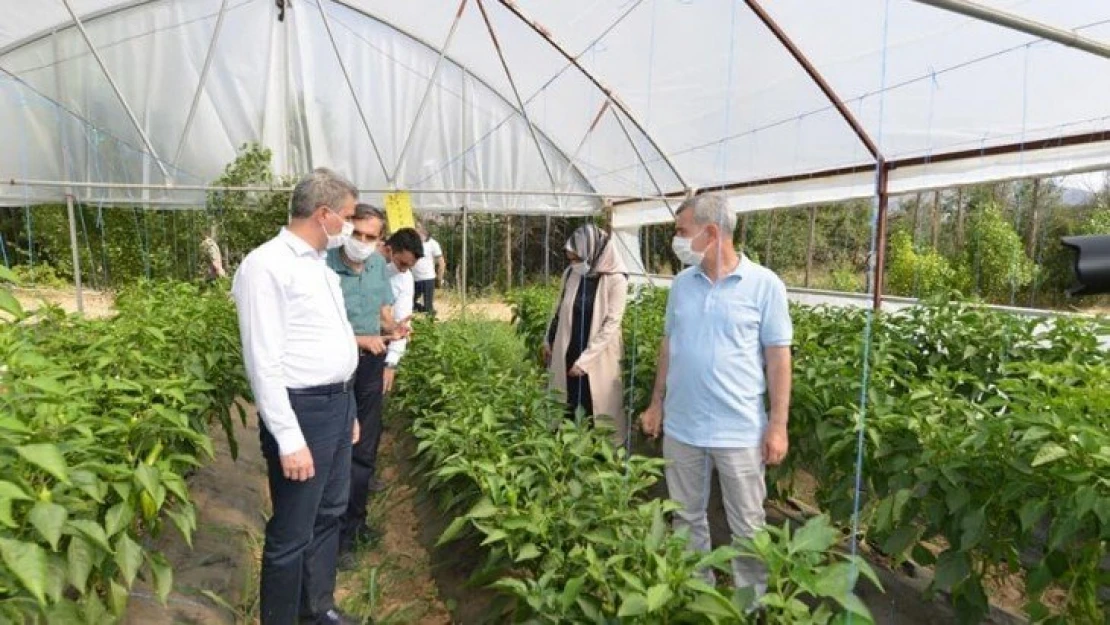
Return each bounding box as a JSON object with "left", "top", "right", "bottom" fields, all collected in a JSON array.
[
  {"left": 479, "top": 528, "right": 508, "bottom": 546},
  {"left": 515, "top": 543, "right": 541, "bottom": 562},
  {"left": 134, "top": 464, "right": 160, "bottom": 495},
  {"left": 834, "top": 592, "right": 875, "bottom": 622},
  {"left": 0, "top": 481, "right": 32, "bottom": 502},
  {"left": 68, "top": 519, "right": 112, "bottom": 553},
  {"left": 1030, "top": 443, "right": 1068, "bottom": 467},
  {"left": 108, "top": 579, "right": 128, "bottom": 615},
  {"left": 145, "top": 552, "right": 172, "bottom": 604},
  {"left": 24, "top": 377, "right": 67, "bottom": 396},
  {"left": 813, "top": 562, "right": 853, "bottom": 597},
  {"left": 0, "top": 265, "right": 17, "bottom": 283},
  {"left": 1018, "top": 499, "right": 1048, "bottom": 533},
  {"left": 617, "top": 592, "right": 648, "bottom": 617},
  {"left": 790, "top": 515, "right": 838, "bottom": 554},
  {"left": 645, "top": 583, "right": 674, "bottom": 612},
  {"left": 685, "top": 591, "right": 743, "bottom": 619},
  {"left": 16, "top": 444, "right": 69, "bottom": 484},
  {"left": 466, "top": 497, "right": 497, "bottom": 519},
  {"left": 695, "top": 546, "right": 741, "bottom": 572},
  {"left": 67, "top": 536, "right": 95, "bottom": 594},
  {"left": 881, "top": 525, "right": 919, "bottom": 558},
  {"left": 114, "top": 533, "right": 143, "bottom": 587},
  {"left": 933, "top": 551, "right": 970, "bottom": 591},
  {"left": 959, "top": 507, "right": 986, "bottom": 551},
  {"left": 104, "top": 503, "right": 133, "bottom": 538},
  {"left": 0, "top": 538, "right": 49, "bottom": 604},
  {"left": 0, "top": 289, "right": 23, "bottom": 318},
  {"left": 560, "top": 575, "right": 585, "bottom": 611},
  {"left": 436, "top": 516, "right": 469, "bottom": 546},
  {"left": 29, "top": 502, "right": 68, "bottom": 551}
]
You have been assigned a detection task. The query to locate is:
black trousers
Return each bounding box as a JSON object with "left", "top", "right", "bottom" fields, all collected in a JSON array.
[
  {"left": 414, "top": 279, "right": 436, "bottom": 315},
  {"left": 259, "top": 387, "right": 354, "bottom": 625},
  {"left": 342, "top": 352, "right": 386, "bottom": 547}
]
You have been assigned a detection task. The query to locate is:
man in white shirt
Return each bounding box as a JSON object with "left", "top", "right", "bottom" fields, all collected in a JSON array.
[
  {"left": 412, "top": 223, "right": 445, "bottom": 316},
  {"left": 379, "top": 228, "right": 424, "bottom": 391},
  {"left": 231, "top": 168, "right": 361, "bottom": 625}
]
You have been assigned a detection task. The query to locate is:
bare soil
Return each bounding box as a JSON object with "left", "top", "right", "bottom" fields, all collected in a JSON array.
[{"left": 11, "top": 286, "right": 116, "bottom": 319}]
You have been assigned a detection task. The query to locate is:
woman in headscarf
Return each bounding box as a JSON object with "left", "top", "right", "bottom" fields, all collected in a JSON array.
[{"left": 543, "top": 223, "right": 629, "bottom": 447}]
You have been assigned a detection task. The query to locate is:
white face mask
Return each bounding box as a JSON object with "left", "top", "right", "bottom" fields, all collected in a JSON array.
[
  {"left": 672, "top": 229, "right": 708, "bottom": 266},
  {"left": 343, "top": 237, "right": 377, "bottom": 262},
  {"left": 322, "top": 210, "right": 355, "bottom": 249},
  {"left": 570, "top": 262, "right": 590, "bottom": 277}
]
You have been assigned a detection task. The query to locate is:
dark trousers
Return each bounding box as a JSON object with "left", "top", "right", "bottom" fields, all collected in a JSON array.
[
  {"left": 565, "top": 370, "right": 594, "bottom": 422},
  {"left": 342, "top": 352, "right": 386, "bottom": 547},
  {"left": 414, "top": 279, "right": 436, "bottom": 315},
  {"left": 259, "top": 388, "right": 354, "bottom": 624}
]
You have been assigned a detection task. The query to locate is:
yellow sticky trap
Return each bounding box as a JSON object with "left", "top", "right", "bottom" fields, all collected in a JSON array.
[{"left": 384, "top": 191, "right": 416, "bottom": 231}]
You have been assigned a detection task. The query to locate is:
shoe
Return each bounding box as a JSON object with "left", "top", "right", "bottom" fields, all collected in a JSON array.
[
  {"left": 338, "top": 550, "right": 359, "bottom": 572},
  {"left": 301, "top": 608, "right": 365, "bottom": 625},
  {"left": 368, "top": 476, "right": 387, "bottom": 493}
]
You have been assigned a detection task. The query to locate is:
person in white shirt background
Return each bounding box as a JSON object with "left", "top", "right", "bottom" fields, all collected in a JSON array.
[
  {"left": 230, "top": 168, "right": 361, "bottom": 625},
  {"left": 412, "top": 222, "right": 445, "bottom": 316},
  {"left": 377, "top": 227, "right": 423, "bottom": 391}
]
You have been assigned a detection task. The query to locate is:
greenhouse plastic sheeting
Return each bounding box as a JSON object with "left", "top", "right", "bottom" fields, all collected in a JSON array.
[{"left": 1, "top": 0, "right": 1109, "bottom": 216}]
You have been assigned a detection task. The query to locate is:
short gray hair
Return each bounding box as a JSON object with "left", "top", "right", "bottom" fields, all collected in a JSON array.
[
  {"left": 289, "top": 168, "right": 359, "bottom": 219},
  {"left": 354, "top": 203, "right": 385, "bottom": 223},
  {"left": 676, "top": 193, "right": 736, "bottom": 235}
]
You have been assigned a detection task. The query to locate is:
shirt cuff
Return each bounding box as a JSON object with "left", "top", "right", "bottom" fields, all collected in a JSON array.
[{"left": 273, "top": 427, "right": 307, "bottom": 456}]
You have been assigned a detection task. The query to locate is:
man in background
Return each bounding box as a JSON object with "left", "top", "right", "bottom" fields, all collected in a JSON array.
[
  {"left": 412, "top": 223, "right": 445, "bottom": 316},
  {"left": 201, "top": 223, "right": 227, "bottom": 280},
  {"left": 639, "top": 193, "right": 793, "bottom": 605},
  {"left": 326, "top": 204, "right": 407, "bottom": 562},
  {"left": 379, "top": 228, "right": 423, "bottom": 391},
  {"left": 231, "top": 168, "right": 360, "bottom": 625}
]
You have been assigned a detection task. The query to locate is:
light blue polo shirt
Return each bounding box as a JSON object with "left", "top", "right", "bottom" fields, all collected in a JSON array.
[{"left": 663, "top": 255, "right": 793, "bottom": 448}]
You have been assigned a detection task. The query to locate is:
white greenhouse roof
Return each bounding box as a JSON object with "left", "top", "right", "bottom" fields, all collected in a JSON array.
[{"left": 1, "top": 0, "right": 1109, "bottom": 224}]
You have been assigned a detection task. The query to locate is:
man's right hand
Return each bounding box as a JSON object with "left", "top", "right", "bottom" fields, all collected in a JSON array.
[
  {"left": 280, "top": 447, "right": 315, "bottom": 481},
  {"left": 357, "top": 335, "right": 387, "bottom": 355},
  {"left": 640, "top": 403, "right": 663, "bottom": 439}
]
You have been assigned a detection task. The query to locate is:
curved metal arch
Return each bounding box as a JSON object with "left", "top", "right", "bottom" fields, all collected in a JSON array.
[{"left": 0, "top": 0, "right": 601, "bottom": 202}]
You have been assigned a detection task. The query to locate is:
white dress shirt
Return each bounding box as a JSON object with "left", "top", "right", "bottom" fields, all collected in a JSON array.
[
  {"left": 412, "top": 237, "right": 442, "bottom": 282},
  {"left": 386, "top": 262, "right": 415, "bottom": 367},
  {"left": 231, "top": 228, "right": 359, "bottom": 455}
]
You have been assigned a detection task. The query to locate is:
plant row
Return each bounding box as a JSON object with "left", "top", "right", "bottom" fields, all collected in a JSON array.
[
  {"left": 392, "top": 316, "right": 879, "bottom": 624},
  {"left": 0, "top": 274, "right": 248, "bottom": 623},
  {"left": 509, "top": 285, "right": 1109, "bottom": 624}
]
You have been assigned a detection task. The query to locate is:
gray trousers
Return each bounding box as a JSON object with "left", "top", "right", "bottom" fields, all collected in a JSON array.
[{"left": 663, "top": 435, "right": 768, "bottom": 592}]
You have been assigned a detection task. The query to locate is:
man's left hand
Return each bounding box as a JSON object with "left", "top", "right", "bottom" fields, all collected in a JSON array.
[
  {"left": 383, "top": 367, "right": 396, "bottom": 393},
  {"left": 352, "top": 419, "right": 361, "bottom": 444},
  {"left": 762, "top": 422, "right": 789, "bottom": 465}
]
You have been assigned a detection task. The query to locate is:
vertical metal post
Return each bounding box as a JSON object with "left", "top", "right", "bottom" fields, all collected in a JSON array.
[
  {"left": 872, "top": 163, "right": 891, "bottom": 311},
  {"left": 805, "top": 205, "right": 816, "bottom": 288},
  {"left": 543, "top": 215, "right": 551, "bottom": 280},
  {"left": 461, "top": 205, "right": 469, "bottom": 311},
  {"left": 66, "top": 195, "right": 84, "bottom": 314},
  {"left": 504, "top": 216, "right": 512, "bottom": 290}
]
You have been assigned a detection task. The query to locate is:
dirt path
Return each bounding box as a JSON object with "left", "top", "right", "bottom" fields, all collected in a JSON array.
[{"left": 11, "top": 286, "right": 116, "bottom": 318}]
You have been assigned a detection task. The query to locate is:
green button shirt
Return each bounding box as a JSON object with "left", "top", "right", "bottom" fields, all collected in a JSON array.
[{"left": 326, "top": 249, "right": 395, "bottom": 336}]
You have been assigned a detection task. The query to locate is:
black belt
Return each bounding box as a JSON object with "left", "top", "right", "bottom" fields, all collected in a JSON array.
[{"left": 287, "top": 378, "right": 354, "bottom": 396}]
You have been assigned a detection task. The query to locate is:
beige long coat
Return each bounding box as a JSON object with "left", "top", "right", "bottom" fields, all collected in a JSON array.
[{"left": 546, "top": 239, "right": 628, "bottom": 446}]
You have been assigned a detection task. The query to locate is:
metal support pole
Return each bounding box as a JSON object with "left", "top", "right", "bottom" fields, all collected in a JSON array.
[
  {"left": 872, "top": 163, "right": 891, "bottom": 311},
  {"left": 392, "top": 0, "right": 469, "bottom": 183},
  {"left": 910, "top": 0, "right": 1110, "bottom": 60},
  {"left": 805, "top": 205, "right": 816, "bottom": 288},
  {"left": 65, "top": 194, "right": 84, "bottom": 314},
  {"left": 610, "top": 108, "right": 679, "bottom": 218},
  {"left": 173, "top": 0, "right": 230, "bottom": 168},
  {"left": 61, "top": 0, "right": 170, "bottom": 180},
  {"left": 461, "top": 205, "right": 469, "bottom": 311},
  {"left": 315, "top": 0, "right": 392, "bottom": 184},
  {"left": 544, "top": 216, "right": 551, "bottom": 281}
]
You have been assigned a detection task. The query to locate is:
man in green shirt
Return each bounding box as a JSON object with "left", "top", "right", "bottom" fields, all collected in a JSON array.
[{"left": 326, "top": 204, "right": 405, "bottom": 558}]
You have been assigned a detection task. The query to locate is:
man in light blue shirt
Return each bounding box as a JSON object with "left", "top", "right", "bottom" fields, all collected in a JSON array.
[{"left": 640, "top": 192, "right": 793, "bottom": 599}]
